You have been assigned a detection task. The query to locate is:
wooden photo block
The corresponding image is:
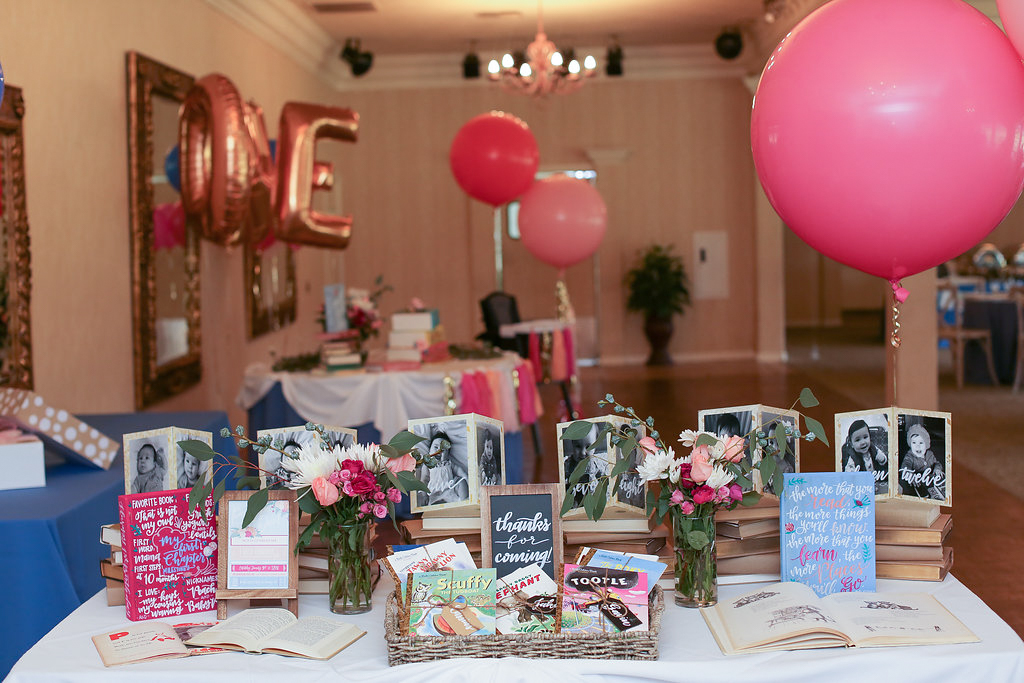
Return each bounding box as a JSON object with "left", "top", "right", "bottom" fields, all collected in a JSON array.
[
  {"left": 556, "top": 415, "right": 647, "bottom": 520},
  {"left": 216, "top": 490, "right": 300, "bottom": 619},
  {"left": 256, "top": 424, "right": 357, "bottom": 489},
  {"left": 835, "top": 408, "right": 896, "bottom": 499},
  {"left": 698, "top": 404, "right": 801, "bottom": 497},
  {"left": 123, "top": 427, "right": 212, "bottom": 496},
  {"left": 480, "top": 483, "right": 562, "bottom": 581}
]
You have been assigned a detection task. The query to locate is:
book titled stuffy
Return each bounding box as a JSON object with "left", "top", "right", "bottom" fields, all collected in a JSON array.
[{"left": 118, "top": 488, "right": 217, "bottom": 621}]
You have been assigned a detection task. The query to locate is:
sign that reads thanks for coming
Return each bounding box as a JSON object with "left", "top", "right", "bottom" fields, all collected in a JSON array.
[
  {"left": 780, "top": 471, "right": 875, "bottom": 597},
  {"left": 481, "top": 484, "right": 563, "bottom": 580}
]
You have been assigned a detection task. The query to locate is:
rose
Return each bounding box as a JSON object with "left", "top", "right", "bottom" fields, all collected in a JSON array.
[
  {"left": 670, "top": 489, "right": 685, "bottom": 506},
  {"left": 373, "top": 490, "right": 386, "bottom": 502},
  {"left": 372, "top": 503, "right": 388, "bottom": 518},
  {"left": 729, "top": 484, "right": 743, "bottom": 502},
  {"left": 690, "top": 445, "right": 714, "bottom": 483},
  {"left": 678, "top": 462, "right": 695, "bottom": 489},
  {"left": 721, "top": 435, "right": 746, "bottom": 463},
  {"left": 692, "top": 485, "right": 715, "bottom": 504},
  {"left": 715, "top": 486, "right": 731, "bottom": 503},
  {"left": 680, "top": 500, "right": 695, "bottom": 515},
  {"left": 310, "top": 476, "right": 340, "bottom": 506},
  {"left": 348, "top": 471, "right": 378, "bottom": 496},
  {"left": 386, "top": 487, "right": 402, "bottom": 503},
  {"left": 384, "top": 452, "right": 416, "bottom": 473},
  {"left": 638, "top": 436, "right": 659, "bottom": 455}
]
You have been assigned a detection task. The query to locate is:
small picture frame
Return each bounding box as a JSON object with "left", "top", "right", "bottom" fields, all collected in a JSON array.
[
  {"left": 123, "top": 427, "right": 212, "bottom": 495},
  {"left": 323, "top": 283, "right": 348, "bottom": 333},
  {"left": 216, "top": 489, "right": 299, "bottom": 619},
  {"left": 408, "top": 413, "right": 505, "bottom": 514},
  {"left": 556, "top": 415, "right": 647, "bottom": 519},
  {"left": 835, "top": 409, "right": 895, "bottom": 498},
  {"left": 895, "top": 409, "right": 951, "bottom": 506},
  {"left": 256, "top": 425, "right": 357, "bottom": 489}
]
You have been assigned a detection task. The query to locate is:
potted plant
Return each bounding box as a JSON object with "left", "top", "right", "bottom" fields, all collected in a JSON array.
[{"left": 625, "top": 244, "right": 691, "bottom": 365}]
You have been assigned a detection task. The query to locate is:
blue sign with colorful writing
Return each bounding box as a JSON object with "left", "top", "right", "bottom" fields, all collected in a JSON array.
[{"left": 780, "top": 471, "right": 875, "bottom": 597}]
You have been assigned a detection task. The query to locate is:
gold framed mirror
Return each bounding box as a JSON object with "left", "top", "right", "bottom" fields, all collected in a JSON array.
[
  {"left": 245, "top": 240, "right": 296, "bottom": 338},
  {"left": 126, "top": 52, "right": 200, "bottom": 408},
  {"left": 0, "top": 85, "right": 34, "bottom": 389}
]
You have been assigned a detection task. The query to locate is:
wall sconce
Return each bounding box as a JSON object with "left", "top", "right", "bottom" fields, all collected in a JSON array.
[
  {"left": 463, "top": 42, "right": 481, "bottom": 79},
  {"left": 605, "top": 40, "right": 623, "bottom": 77},
  {"left": 341, "top": 38, "right": 374, "bottom": 77},
  {"left": 714, "top": 29, "right": 743, "bottom": 60}
]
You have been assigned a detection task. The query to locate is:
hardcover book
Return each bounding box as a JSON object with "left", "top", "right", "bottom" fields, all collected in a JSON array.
[
  {"left": 407, "top": 569, "right": 497, "bottom": 636},
  {"left": 560, "top": 564, "right": 648, "bottom": 634},
  {"left": 117, "top": 488, "right": 217, "bottom": 621},
  {"left": 495, "top": 563, "right": 559, "bottom": 634}
]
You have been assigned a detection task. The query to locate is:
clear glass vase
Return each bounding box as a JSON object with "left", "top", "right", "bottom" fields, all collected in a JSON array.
[
  {"left": 324, "top": 521, "right": 375, "bottom": 614},
  {"left": 671, "top": 508, "right": 718, "bottom": 608}
]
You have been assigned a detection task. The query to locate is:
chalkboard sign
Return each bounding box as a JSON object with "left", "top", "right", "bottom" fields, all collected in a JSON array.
[
  {"left": 480, "top": 484, "right": 563, "bottom": 580},
  {"left": 780, "top": 471, "right": 875, "bottom": 597}
]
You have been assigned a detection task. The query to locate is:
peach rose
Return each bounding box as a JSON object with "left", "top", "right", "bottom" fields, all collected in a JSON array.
[
  {"left": 385, "top": 452, "right": 417, "bottom": 473},
  {"left": 638, "top": 436, "right": 659, "bottom": 455},
  {"left": 311, "top": 476, "right": 340, "bottom": 506},
  {"left": 690, "top": 445, "right": 714, "bottom": 483},
  {"left": 721, "top": 435, "right": 746, "bottom": 463}
]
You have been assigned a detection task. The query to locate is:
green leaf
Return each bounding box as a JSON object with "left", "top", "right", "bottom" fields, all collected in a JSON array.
[
  {"left": 178, "top": 439, "right": 218, "bottom": 462},
  {"left": 241, "top": 487, "right": 270, "bottom": 528},
  {"left": 687, "top": 530, "right": 710, "bottom": 550},
  {"left": 212, "top": 478, "right": 227, "bottom": 505},
  {"left": 296, "top": 519, "right": 318, "bottom": 551},
  {"left": 610, "top": 455, "right": 632, "bottom": 479},
  {"left": 695, "top": 433, "right": 717, "bottom": 448},
  {"left": 804, "top": 415, "right": 830, "bottom": 447},
  {"left": 560, "top": 421, "right": 594, "bottom": 441},
  {"left": 560, "top": 491, "right": 577, "bottom": 517},
  {"left": 583, "top": 490, "right": 597, "bottom": 521},
  {"left": 388, "top": 430, "right": 425, "bottom": 453},
  {"left": 384, "top": 468, "right": 401, "bottom": 491},
  {"left": 741, "top": 491, "right": 762, "bottom": 506},
  {"left": 296, "top": 487, "right": 321, "bottom": 515},
  {"left": 235, "top": 475, "right": 261, "bottom": 490},
  {"left": 593, "top": 479, "right": 609, "bottom": 520},
  {"left": 228, "top": 454, "right": 250, "bottom": 469},
  {"left": 396, "top": 470, "right": 429, "bottom": 492},
  {"left": 566, "top": 457, "right": 590, "bottom": 489},
  {"left": 759, "top": 455, "right": 778, "bottom": 490},
  {"left": 188, "top": 480, "right": 211, "bottom": 517},
  {"left": 618, "top": 437, "right": 638, "bottom": 459},
  {"left": 379, "top": 444, "right": 399, "bottom": 459},
  {"left": 798, "top": 387, "right": 819, "bottom": 408},
  {"left": 646, "top": 489, "right": 658, "bottom": 516},
  {"left": 773, "top": 423, "right": 787, "bottom": 459}
]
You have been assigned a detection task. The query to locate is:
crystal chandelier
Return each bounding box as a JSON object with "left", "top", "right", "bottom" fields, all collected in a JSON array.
[{"left": 487, "top": 4, "right": 597, "bottom": 97}]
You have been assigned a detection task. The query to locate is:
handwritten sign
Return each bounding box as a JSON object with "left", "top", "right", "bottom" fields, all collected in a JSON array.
[
  {"left": 118, "top": 489, "right": 217, "bottom": 621},
  {"left": 780, "top": 472, "right": 875, "bottom": 597},
  {"left": 480, "top": 484, "right": 562, "bottom": 580}
]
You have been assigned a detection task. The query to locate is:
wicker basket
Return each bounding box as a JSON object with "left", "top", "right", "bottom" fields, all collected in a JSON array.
[{"left": 383, "top": 585, "right": 664, "bottom": 665}]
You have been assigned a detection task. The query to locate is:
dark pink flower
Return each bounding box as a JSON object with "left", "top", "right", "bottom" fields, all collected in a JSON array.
[
  {"left": 692, "top": 486, "right": 715, "bottom": 505},
  {"left": 386, "top": 488, "right": 402, "bottom": 503},
  {"left": 680, "top": 501, "right": 695, "bottom": 514},
  {"left": 729, "top": 484, "right": 743, "bottom": 501}
]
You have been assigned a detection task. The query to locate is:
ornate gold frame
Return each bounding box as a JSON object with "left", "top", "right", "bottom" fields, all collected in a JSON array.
[
  {"left": 126, "top": 52, "right": 200, "bottom": 408},
  {"left": 244, "top": 242, "right": 297, "bottom": 338},
  {"left": 0, "top": 85, "right": 34, "bottom": 389}
]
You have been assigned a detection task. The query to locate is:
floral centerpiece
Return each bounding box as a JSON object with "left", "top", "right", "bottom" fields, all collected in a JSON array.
[
  {"left": 316, "top": 275, "right": 392, "bottom": 355},
  {"left": 181, "top": 424, "right": 429, "bottom": 614},
  {"left": 560, "top": 388, "right": 826, "bottom": 607}
]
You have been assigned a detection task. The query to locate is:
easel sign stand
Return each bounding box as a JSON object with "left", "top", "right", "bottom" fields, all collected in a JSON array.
[{"left": 216, "top": 490, "right": 300, "bottom": 619}]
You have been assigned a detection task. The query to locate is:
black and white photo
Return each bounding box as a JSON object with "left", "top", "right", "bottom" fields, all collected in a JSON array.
[
  {"left": 896, "top": 410, "right": 951, "bottom": 505},
  {"left": 558, "top": 420, "right": 611, "bottom": 513},
  {"left": 699, "top": 406, "right": 756, "bottom": 492},
  {"left": 125, "top": 434, "right": 171, "bottom": 495},
  {"left": 761, "top": 411, "right": 798, "bottom": 495},
  {"left": 409, "top": 417, "right": 471, "bottom": 510},
  {"left": 476, "top": 422, "right": 503, "bottom": 488},
  {"left": 835, "top": 410, "right": 892, "bottom": 497},
  {"left": 256, "top": 425, "right": 357, "bottom": 489}
]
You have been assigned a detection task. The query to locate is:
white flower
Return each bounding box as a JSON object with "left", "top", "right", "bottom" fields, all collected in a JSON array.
[
  {"left": 678, "top": 430, "right": 699, "bottom": 447},
  {"left": 280, "top": 441, "right": 342, "bottom": 488},
  {"left": 668, "top": 452, "right": 687, "bottom": 484},
  {"left": 636, "top": 446, "right": 676, "bottom": 483},
  {"left": 339, "top": 443, "right": 385, "bottom": 473},
  {"left": 705, "top": 464, "right": 736, "bottom": 490},
  {"left": 709, "top": 440, "right": 726, "bottom": 460}
]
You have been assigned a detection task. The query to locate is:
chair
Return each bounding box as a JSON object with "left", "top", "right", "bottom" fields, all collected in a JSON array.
[
  {"left": 937, "top": 282, "right": 999, "bottom": 389},
  {"left": 478, "top": 291, "right": 527, "bottom": 355},
  {"left": 1013, "top": 291, "right": 1024, "bottom": 393}
]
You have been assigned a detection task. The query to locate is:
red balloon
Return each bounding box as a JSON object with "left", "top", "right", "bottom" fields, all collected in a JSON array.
[
  {"left": 518, "top": 175, "right": 606, "bottom": 270},
  {"left": 449, "top": 111, "right": 539, "bottom": 207}
]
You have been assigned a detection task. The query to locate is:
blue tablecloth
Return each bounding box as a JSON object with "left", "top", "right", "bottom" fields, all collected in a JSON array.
[
  {"left": 0, "top": 411, "right": 235, "bottom": 679},
  {"left": 963, "top": 298, "right": 1019, "bottom": 385}
]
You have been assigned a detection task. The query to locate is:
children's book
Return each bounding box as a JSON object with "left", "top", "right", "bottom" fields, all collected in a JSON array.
[
  {"left": 560, "top": 564, "right": 648, "bottom": 634},
  {"left": 702, "top": 581, "right": 978, "bottom": 655},
  {"left": 118, "top": 488, "right": 217, "bottom": 621},
  {"left": 379, "top": 538, "right": 476, "bottom": 600},
  {"left": 495, "top": 563, "right": 559, "bottom": 634},
  {"left": 407, "top": 569, "right": 497, "bottom": 636},
  {"left": 91, "top": 622, "right": 223, "bottom": 666},
  {"left": 579, "top": 548, "right": 667, "bottom": 594},
  {"left": 185, "top": 608, "right": 364, "bottom": 659}
]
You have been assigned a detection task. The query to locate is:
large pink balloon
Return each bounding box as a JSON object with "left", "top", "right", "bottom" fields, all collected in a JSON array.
[
  {"left": 998, "top": 0, "right": 1024, "bottom": 60},
  {"left": 752, "top": 0, "right": 1024, "bottom": 282},
  {"left": 518, "top": 175, "right": 606, "bottom": 270},
  {"left": 450, "top": 111, "right": 539, "bottom": 207}
]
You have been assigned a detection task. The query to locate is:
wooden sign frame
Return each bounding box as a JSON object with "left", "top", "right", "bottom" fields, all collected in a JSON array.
[
  {"left": 480, "top": 483, "right": 563, "bottom": 580},
  {"left": 216, "top": 490, "right": 299, "bottom": 619}
]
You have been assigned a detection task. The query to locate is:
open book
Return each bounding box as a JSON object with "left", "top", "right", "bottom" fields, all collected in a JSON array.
[
  {"left": 703, "top": 582, "right": 979, "bottom": 655},
  {"left": 91, "top": 622, "right": 221, "bottom": 667},
  {"left": 185, "top": 608, "right": 364, "bottom": 660}
]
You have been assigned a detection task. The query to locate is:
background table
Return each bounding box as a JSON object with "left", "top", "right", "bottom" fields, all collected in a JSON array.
[
  {"left": 8, "top": 575, "right": 1023, "bottom": 683},
  {"left": 963, "top": 297, "right": 1018, "bottom": 385},
  {"left": 0, "top": 411, "right": 236, "bottom": 680}
]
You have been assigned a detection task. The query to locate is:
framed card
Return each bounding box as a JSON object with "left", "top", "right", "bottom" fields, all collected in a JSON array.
[
  {"left": 480, "top": 483, "right": 562, "bottom": 580},
  {"left": 835, "top": 409, "right": 895, "bottom": 499},
  {"left": 556, "top": 415, "right": 647, "bottom": 519},
  {"left": 256, "top": 425, "right": 357, "bottom": 489},
  {"left": 895, "top": 409, "right": 951, "bottom": 506}
]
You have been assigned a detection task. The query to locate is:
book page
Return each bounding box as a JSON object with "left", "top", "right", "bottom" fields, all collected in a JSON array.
[
  {"left": 184, "top": 608, "right": 296, "bottom": 652},
  {"left": 706, "top": 582, "right": 849, "bottom": 651},
  {"left": 261, "top": 616, "right": 365, "bottom": 659},
  {"left": 91, "top": 623, "right": 188, "bottom": 667},
  {"left": 821, "top": 592, "right": 980, "bottom": 647}
]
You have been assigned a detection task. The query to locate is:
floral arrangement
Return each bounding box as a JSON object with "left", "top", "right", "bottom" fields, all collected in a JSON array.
[{"left": 316, "top": 275, "right": 392, "bottom": 349}]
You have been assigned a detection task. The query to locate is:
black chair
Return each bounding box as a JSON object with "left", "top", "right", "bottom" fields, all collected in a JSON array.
[{"left": 478, "top": 291, "right": 528, "bottom": 356}]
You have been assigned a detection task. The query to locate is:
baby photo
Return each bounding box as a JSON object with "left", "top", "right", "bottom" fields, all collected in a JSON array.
[
  {"left": 175, "top": 430, "right": 213, "bottom": 489},
  {"left": 476, "top": 422, "right": 504, "bottom": 488},
  {"left": 698, "top": 406, "right": 756, "bottom": 491},
  {"left": 761, "top": 410, "right": 799, "bottom": 496},
  {"left": 124, "top": 433, "right": 171, "bottom": 495},
  {"left": 256, "top": 425, "right": 357, "bottom": 489},
  {"left": 896, "top": 410, "right": 951, "bottom": 506},
  {"left": 835, "top": 410, "right": 893, "bottom": 497},
  {"left": 558, "top": 419, "right": 612, "bottom": 515},
  {"left": 409, "top": 417, "right": 471, "bottom": 511}
]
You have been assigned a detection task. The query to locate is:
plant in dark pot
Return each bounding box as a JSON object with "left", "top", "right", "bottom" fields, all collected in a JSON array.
[{"left": 625, "top": 244, "right": 691, "bottom": 365}]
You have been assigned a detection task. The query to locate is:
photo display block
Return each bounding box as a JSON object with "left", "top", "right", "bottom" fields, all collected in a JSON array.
[
  {"left": 556, "top": 415, "right": 647, "bottom": 519},
  {"left": 123, "top": 427, "right": 213, "bottom": 496},
  {"left": 780, "top": 472, "right": 875, "bottom": 597},
  {"left": 256, "top": 425, "right": 357, "bottom": 489},
  {"left": 698, "top": 404, "right": 801, "bottom": 496}
]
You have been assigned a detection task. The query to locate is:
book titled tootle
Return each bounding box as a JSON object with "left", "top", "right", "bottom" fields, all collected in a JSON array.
[
  {"left": 560, "top": 565, "right": 648, "bottom": 634},
  {"left": 118, "top": 489, "right": 217, "bottom": 621}
]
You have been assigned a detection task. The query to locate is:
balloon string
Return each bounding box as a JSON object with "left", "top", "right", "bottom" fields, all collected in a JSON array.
[{"left": 889, "top": 279, "right": 907, "bottom": 349}]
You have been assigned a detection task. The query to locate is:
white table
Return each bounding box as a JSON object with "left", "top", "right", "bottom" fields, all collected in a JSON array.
[{"left": 7, "top": 575, "right": 1023, "bottom": 683}]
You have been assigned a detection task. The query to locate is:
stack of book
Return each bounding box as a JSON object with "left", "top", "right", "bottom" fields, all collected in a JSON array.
[
  {"left": 715, "top": 501, "right": 782, "bottom": 576},
  {"left": 99, "top": 523, "right": 125, "bottom": 606},
  {"left": 386, "top": 310, "right": 443, "bottom": 366},
  {"left": 320, "top": 337, "right": 363, "bottom": 371},
  {"left": 875, "top": 503, "right": 953, "bottom": 581},
  {"left": 563, "top": 517, "right": 672, "bottom": 568}
]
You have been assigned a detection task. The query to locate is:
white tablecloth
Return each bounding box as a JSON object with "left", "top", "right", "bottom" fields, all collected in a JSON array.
[
  {"left": 8, "top": 575, "right": 1023, "bottom": 683},
  {"left": 236, "top": 354, "right": 525, "bottom": 440}
]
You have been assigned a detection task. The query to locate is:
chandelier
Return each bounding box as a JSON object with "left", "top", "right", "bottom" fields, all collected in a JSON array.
[{"left": 487, "top": 4, "right": 597, "bottom": 97}]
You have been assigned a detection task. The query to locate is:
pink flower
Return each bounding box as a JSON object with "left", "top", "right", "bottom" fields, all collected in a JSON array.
[
  {"left": 337, "top": 468, "right": 354, "bottom": 482},
  {"left": 690, "top": 445, "right": 714, "bottom": 483},
  {"left": 729, "top": 484, "right": 743, "bottom": 502},
  {"left": 348, "top": 471, "right": 378, "bottom": 496},
  {"left": 785, "top": 522, "right": 795, "bottom": 532},
  {"left": 638, "top": 436, "right": 659, "bottom": 455},
  {"left": 359, "top": 501, "right": 373, "bottom": 514},
  {"left": 680, "top": 501, "right": 695, "bottom": 515},
  {"left": 721, "top": 435, "right": 746, "bottom": 463},
  {"left": 410, "top": 297, "right": 425, "bottom": 311},
  {"left": 373, "top": 490, "right": 386, "bottom": 502},
  {"left": 386, "top": 487, "right": 402, "bottom": 503},
  {"left": 372, "top": 503, "right": 388, "bottom": 518},
  {"left": 692, "top": 485, "right": 715, "bottom": 505},
  {"left": 670, "top": 489, "right": 685, "bottom": 506},
  {"left": 385, "top": 452, "right": 417, "bottom": 474},
  {"left": 716, "top": 486, "right": 731, "bottom": 503},
  {"left": 310, "top": 477, "right": 340, "bottom": 506},
  {"left": 327, "top": 470, "right": 343, "bottom": 485}
]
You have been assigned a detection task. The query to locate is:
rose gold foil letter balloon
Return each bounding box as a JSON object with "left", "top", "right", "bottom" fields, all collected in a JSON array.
[
  {"left": 178, "top": 74, "right": 254, "bottom": 246},
  {"left": 275, "top": 102, "right": 358, "bottom": 248},
  {"left": 242, "top": 100, "right": 276, "bottom": 245}
]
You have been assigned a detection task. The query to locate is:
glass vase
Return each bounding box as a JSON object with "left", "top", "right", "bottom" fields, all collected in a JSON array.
[
  {"left": 324, "top": 520, "right": 375, "bottom": 615},
  {"left": 671, "top": 507, "right": 718, "bottom": 608}
]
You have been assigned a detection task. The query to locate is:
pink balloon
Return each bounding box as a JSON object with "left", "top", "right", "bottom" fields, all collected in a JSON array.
[
  {"left": 518, "top": 175, "right": 606, "bottom": 270},
  {"left": 998, "top": 0, "right": 1024, "bottom": 60},
  {"left": 752, "top": 0, "right": 1024, "bottom": 282},
  {"left": 450, "top": 111, "right": 539, "bottom": 207}
]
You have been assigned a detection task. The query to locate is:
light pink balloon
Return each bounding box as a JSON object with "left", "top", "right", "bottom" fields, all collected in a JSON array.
[
  {"left": 998, "top": 0, "right": 1024, "bottom": 60},
  {"left": 752, "top": 0, "right": 1024, "bottom": 282},
  {"left": 518, "top": 175, "right": 607, "bottom": 270}
]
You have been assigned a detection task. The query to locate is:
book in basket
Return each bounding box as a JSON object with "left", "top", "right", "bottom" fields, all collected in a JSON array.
[{"left": 702, "top": 581, "right": 978, "bottom": 655}]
